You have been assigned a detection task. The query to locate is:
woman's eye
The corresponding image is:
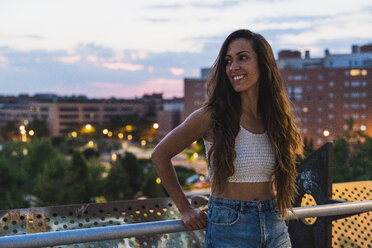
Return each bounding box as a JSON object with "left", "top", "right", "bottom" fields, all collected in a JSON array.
[
  {"left": 240, "top": 55, "right": 248, "bottom": 60},
  {"left": 225, "top": 59, "right": 232, "bottom": 64}
]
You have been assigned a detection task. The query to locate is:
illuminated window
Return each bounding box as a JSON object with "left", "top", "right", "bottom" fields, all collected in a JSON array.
[
  {"left": 287, "top": 86, "right": 302, "bottom": 100},
  {"left": 361, "top": 70, "right": 367, "bottom": 76},
  {"left": 350, "top": 69, "right": 361, "bottom": 76},
  {"left": 318, "top": 74, "right": 324, "bottom": 80},
  {"left": 329, "top": 81, "right": 334, "bottom": 87}
]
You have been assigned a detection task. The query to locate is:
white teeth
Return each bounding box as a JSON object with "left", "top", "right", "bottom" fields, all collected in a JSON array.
[{"left": 233, "top": 75, "right": 244, "bottom": 80}]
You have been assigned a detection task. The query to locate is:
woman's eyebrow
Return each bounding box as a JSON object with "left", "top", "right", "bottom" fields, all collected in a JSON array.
[{"left": 226, "top": 50, "right": 250, "bottom": 56}]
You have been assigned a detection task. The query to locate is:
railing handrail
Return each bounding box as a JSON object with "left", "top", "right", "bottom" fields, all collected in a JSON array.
[{"left": 0, "top": 200, "right": 371, "bottom": 248}]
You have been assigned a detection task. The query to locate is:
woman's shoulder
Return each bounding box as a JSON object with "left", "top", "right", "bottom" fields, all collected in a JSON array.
[
  {"left": 183, "top": 107, "right": 213, "bottom": 140},
  {"left": 185, "top": 107, "right": 212, "bottom": 126}
]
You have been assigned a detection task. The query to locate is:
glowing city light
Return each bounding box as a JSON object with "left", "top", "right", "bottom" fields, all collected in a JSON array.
[
  {"left": 193, "top": 152, "right": 198, "bottom": 159},
  {"left": 360, "top": 125, "right": 367, "bottom": 131},
  {"left": 141, "top": 140, "right": 146, "bottom": 146},
  {"left": 153, "top": 123, "right": 159, "bottom": 129},
  {"left": 127, "top": 134, "right": 133, "bottom": 141},
  {"left": 111, "top": 153, "right": 117, "bottom": 161},
  {"left": 20, "top": 129, "right": 26, "bottom": 135},
  {"left": 108, "top": 131, "right": 113, "bottom": 137},
  {"left": 28, "top": 130, "right": 35, "bottom": 136},
  {"left": 302, "top": 107, "right": 308, "bottom": 113},
  {"left": 71, "top": 131, "right": 77, "bottom": 138},
  {"left": 350, "top": 69, "right": 360, "bottom": 76},
  {"left": 156, "top": 178, "right": 161, "bottom": 184},
  {"left": 102, "top": 129, "right": 109, "bottom": 135},
  {"left": 118, "top": 133, "right": 124, "bottom": 139},
  {"left": 19, "top": 125, "right": 25, "bottom": 131},
  {"left": 85, "top": 124, "right": 92, "bottom": 130},
  {"left": 125, "top": 125, "right": 134, "bottom": 132},
  {"left": 323, "top": 130, "right": 330, "bottom": 137},
  {"left": 88, "top": 140, "right": 94, "bottom": 148}
]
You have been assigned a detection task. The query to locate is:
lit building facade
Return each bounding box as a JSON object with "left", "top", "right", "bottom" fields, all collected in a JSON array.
[{"left": 0, "top": 96, "right": 150, "bottom": 137}]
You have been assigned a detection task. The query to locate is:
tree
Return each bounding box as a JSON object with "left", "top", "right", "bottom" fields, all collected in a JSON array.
[
  {"left": 28, "top": 118, "right": 49, "bottom": 138},
  {"left": 333, "top": 119, "right": 372, "bottom": 182},
  {"left": 0, "top": 142, "right": 29, "bottom": 209},
  {"left": 142, "top": 167, "right": 167, "bottom": 198},
  {"left": 1, "top": 121, "right": 18, "bottom": 141},
  {"left": 64, "top": 151, "right": 93, "bottom": 203},
  {"left": 104, "top": 152, "right": 145, "bottom": 200},
  {"left": 34, "top": 155, "right": 69, "bottom": 205}
]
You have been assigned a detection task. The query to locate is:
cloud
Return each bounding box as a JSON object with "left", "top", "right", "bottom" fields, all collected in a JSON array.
[
  {"left": 101, "top": 62, "right": 144, "bottom": 71},
  {"left": 136, "top": 78, "right": 184, "bottom": 98},
  {"left": 53, "top": 55, "right": 81, "bottom": 64},
  {"left": 89, "top": 82, "right": 124, "bottom": 88},
  {"left": 170, "top": 67, "right": 184, "bottom": 76},
  {"left": 0, "top": 56, "right": 8, "bottom": 62}
]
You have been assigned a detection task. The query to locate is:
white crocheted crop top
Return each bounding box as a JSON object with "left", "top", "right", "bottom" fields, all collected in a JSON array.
[{"left": 203, "top": 126, "right": 276, "bottom": 183}]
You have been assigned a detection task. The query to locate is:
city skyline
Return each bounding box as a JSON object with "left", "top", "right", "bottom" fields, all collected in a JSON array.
[{"left": 1, "top": 0, "right": 372, "bottom": 98}]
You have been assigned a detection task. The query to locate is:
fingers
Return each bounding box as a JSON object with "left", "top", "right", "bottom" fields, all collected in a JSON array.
[{"left": 182, "top": 210, "right": 207, "bottom": 231}]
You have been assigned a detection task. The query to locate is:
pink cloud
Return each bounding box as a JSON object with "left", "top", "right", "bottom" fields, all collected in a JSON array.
[
  {"left": 89, "top": 82, "right": 123, "bottom": 88},
  {"left": 53, "top": 55, "right": 81, "bottom": 64},
  {"left": 147, "top": 66, "right": 155, "bottom": 73},
  {"left": 46, "top": 78, "right": 183, "bottom": 99},
  {"left": 170, "top": 67, "right": 184, "bottom": 76},
  {"left": 136, "top": 78, "right": 183, "bottom": 98},
  {"left": 102, "top": 62, "right": 144, "bottom": 71},
  {"left": 0, "top": 56, "right": 8, "bottom": 62}
]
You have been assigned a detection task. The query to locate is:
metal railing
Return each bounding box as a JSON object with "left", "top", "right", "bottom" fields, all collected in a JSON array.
[{"left": 0, "top": 200, "right": 371, "bottom": 248}]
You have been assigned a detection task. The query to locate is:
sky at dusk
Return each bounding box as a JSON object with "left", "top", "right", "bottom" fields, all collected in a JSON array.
[{"left": 1, "top": 0, "right": 372, "bottom": 99}]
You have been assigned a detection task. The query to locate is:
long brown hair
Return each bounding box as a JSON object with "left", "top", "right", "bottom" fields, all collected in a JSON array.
[{"left": 205, "top": 29, "right": 302, "bottom": 217}]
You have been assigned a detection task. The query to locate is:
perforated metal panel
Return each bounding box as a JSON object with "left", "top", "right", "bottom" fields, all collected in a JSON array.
[
  {"left": 331, "top": 181, "right": 372, "bottom": 248},
  {"left": 0, "top": 196, "right": 208, "bottom": 248}
]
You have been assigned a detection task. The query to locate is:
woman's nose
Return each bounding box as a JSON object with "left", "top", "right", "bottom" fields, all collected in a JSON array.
[{"left": 229, "top": 60, "right": 239, "bottom": 71}]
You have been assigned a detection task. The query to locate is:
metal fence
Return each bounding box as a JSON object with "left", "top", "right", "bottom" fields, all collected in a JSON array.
[{"left": 0, "top": 200, "right": 371, "bottom": 248}]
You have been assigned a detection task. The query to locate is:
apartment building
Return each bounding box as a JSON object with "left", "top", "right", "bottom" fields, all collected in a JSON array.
[{"left": 0, "top": 95, "right": 153, "bottom": 137}]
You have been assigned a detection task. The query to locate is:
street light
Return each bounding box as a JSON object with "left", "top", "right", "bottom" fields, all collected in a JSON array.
[
  {"left": 153, "top": 123, "right": 159, "bottom": 129},
  {"left": 323, "top": 130, "right": 330, "bottom": 137}
]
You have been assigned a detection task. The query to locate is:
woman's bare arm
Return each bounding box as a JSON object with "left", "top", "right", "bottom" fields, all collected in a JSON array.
[{"left": 151, "top": 108, "right": 211, "bottom": 230}]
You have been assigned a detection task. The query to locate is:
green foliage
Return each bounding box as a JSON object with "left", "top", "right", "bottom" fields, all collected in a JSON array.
[
  {"left": 333, "top": 129, "right": 372, "bottom": 182},
  {"left": 104, "top": 152, "right": 145, "bottom": 200},
  {"left": 0, "top": 121, "right": 17, "bottom": 141},
  {"left": 174, "top": 166, "right": 196, "bottom": 186},
  {"left": 0, "top": 142, "right": 29, "bottom": 209},
  {"left": 34, "top": 154, "right": 69, "bottom": 205},
  {"left": 142, "top": 167, "right": 167, "bottom": 198},
  {"left": 28, "top": 118, "right": 49, "bottom": 138}
]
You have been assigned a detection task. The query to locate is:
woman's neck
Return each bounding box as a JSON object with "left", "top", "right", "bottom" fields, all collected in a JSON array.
[{"left": 240, "top": 89, "right": 259, "bottom": 118}]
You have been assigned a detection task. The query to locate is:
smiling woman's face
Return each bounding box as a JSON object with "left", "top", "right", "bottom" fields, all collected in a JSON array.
[{"left": 225, "top": 38, "right": 260, "bottom": 94}]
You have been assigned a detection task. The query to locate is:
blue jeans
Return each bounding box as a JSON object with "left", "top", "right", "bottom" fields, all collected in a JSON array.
[{"left": 205, "top": 196, "right": 292, "bottom": 248}]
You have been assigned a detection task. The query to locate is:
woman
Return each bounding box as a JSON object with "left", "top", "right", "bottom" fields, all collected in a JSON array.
[{"left": 151, "top": 29, "right": 302, "bottom": 247}]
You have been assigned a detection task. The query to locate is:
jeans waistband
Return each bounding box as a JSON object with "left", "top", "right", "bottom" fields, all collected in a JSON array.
[{"left": 208, "top": 195, "right": 277, "bottom": 212}]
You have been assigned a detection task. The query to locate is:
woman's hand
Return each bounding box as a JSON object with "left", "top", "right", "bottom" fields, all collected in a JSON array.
[{"left": 180, "top": 206, "right": 207, "bottom": 231}]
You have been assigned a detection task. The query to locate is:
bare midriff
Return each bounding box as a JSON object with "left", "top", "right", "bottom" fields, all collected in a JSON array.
[{"left": 211, "top": 181, "right": 275, "bottom": 201}]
